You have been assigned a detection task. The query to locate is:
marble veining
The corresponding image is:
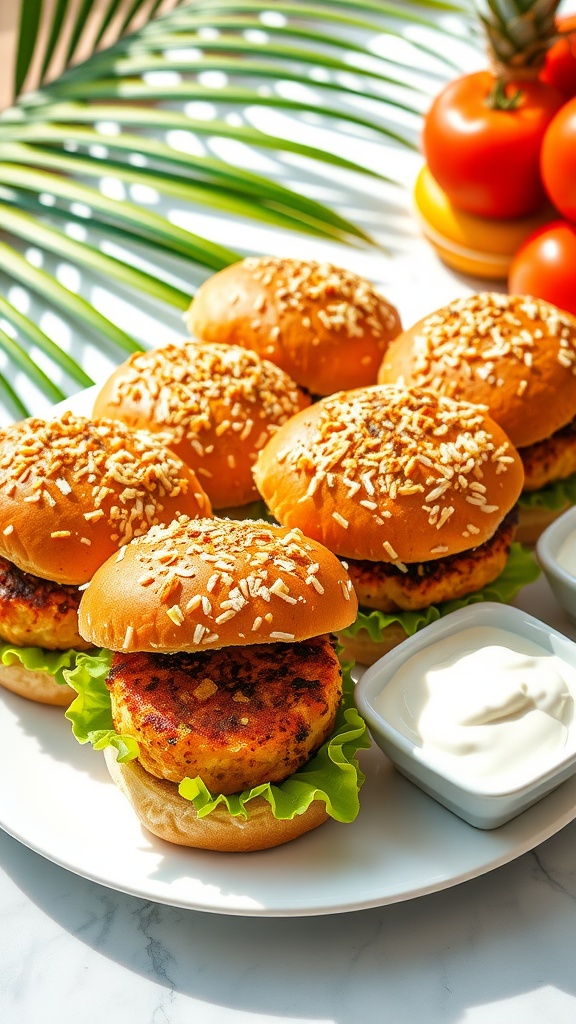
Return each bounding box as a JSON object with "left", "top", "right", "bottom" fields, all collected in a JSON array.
[{"left": 2, "top": 821, "right": 576, "bottom": 1024}]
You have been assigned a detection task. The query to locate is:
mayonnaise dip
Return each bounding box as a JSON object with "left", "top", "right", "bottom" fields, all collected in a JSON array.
[
  {"left": 373, "top": 625, "right": 576, "bottom": 793},
  {"left": 556, "top": 531, "right": 576, "bottom": 578}
]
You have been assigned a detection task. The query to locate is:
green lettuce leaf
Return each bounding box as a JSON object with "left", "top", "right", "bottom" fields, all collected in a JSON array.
[
  {"left": 64, "top": 650, "right": 369, "bottom": 823},
  {"left": 341, "top": 542, "right": 540, "bottom": 643},
  {"left": 519, "top": 473, "right": 576, "bottom": 511},
  {"left": 220, "top": 498, "right": 278, "bottom": 523},
  {"left": 65, "top": 648, "right": 139, "bottom": 761},
  {"left": 0, "top": 641, "right": 88, "bottom": 685}
]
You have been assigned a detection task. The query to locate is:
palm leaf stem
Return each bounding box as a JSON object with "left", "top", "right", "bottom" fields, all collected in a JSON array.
[
  {"left": 0, "top": 143, "right": 371, "bottom": 243},
  {"left": 0, "top": 103, "right": 395, "bottom": 182},
  {"left": 0, "top": 372, "right": 30, "bottom": 421},
  {"left": 41, "top": 41, "right": 423, "bottom": 92},
  {"left": 0, "top": 323, "right": 66, "bottom": 403},
  {"left": 17, "top": 55, "right": 422, "bottom": 111},
  {"left": 0, "top": 124, "right": 369, "bottom": 237},
  {"left": 0, "top": 295, "right": 94, "bottom": 388},
  {"left": 88, "top": 23, "right": 444, "bottom": 78},
  {"left": 17, "top": 82, "right": 419, "bottom": 147},
  {"left": 0, "top": 201, "right": 191, "bottom": 309},
  {"left": 0, "top": 162, "right": 239, "bottom": 269},
  {"left": 0, "top": 241, "right": 142, "bottom": 356}
]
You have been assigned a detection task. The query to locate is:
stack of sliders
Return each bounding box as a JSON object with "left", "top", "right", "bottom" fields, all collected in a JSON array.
[
  {"left": 186, "top": 256, "right": 402, "bottom": 397},
  {"left": 65, "top": 517, "right": 368, "bottom": 852},
  {"left": 92, "top": 340, "right": 310, "bottom": 511},
  {"left": 0, "top": 413, "right": 210, "bottom": 705},
  {"left": 254, "top": 384, "right": 538, "bottom": 665},
  {"left": 378, "top": 294, "right": 576, "bottom": 544}
]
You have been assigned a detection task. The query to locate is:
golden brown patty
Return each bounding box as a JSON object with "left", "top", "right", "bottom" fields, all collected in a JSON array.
[
  {"left": 0, "top": 556, "right": 92, "bottom": 650},
  {"left": 521, "top": 420, "right": 576, "bottom": 491},
  {"left": 107, "top": 635, "right": 342, "bottom": 794},
  {"left": 345, "top": 509, "right": 516, "bottom": 611}
]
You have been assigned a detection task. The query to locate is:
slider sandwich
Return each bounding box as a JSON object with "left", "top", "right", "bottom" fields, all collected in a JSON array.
[
  {"left": 378, "top": 293, "right": 576, "bottom": 543},
  {"left": 93, "top": 340, "right": 309, "bottom": 511},
  {"left": 254, "top": 384, "right": 538, "bottom": 665},
  {"left": 186, "top": 256, "right": 402, "bottom": 397},
  {"left": 66, "top": 517, "right": 368, "bottom": 851},
  {"left": 0, "top": 413, "right": 210, "bottom": 705}
]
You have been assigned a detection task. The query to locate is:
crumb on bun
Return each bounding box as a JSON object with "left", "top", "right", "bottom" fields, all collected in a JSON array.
[
  {"left": 93, "top": 341, "right": 309, "bottom": 509},
  {"left": 104, "top": 748, "right": 329, "bottom": 851},
  {"left": 253, "top": 384, "right": 525, "bottom": 564},
  {"left": 0, "top": 412, "right": 211, "bottom": 586},
  {"left": 377, "top": 293, "right": 576, "bottom": 449},
  {"left": 78, "top": 516, "right": 358, "bottom": 652},
  {"left": 186, "top": 256, "right": 402, "bottom": 396}
]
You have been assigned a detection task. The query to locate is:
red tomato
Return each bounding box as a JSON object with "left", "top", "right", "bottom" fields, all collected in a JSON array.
[
  {"left": 541, "top": 15, "right": 576, "bottom": 98},
  {"left": 541, "top": 97, "right": 576, "bottom": 223},
  {"left": 508, "top": 221, "right": 576, "bottom": 316},
  {"left": 422, "top": 71, "right": 564, "bottom": 219}
]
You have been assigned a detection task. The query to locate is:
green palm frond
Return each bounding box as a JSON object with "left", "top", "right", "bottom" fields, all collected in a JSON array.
[{"left": 0, "top": 0, "right": 472, "bottom": 422}]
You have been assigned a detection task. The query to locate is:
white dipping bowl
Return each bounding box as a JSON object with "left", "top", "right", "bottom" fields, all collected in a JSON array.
[
  {"left": 354, "top": 603, "right": 576, "bottom": 830},
  {"left": 536, "top": 506, "right": 576, "bottom": 622}
]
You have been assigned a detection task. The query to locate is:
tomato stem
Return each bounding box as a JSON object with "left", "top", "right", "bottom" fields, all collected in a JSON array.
[{"left": 487, "top": 78, "right": 523, "bottom": 111}]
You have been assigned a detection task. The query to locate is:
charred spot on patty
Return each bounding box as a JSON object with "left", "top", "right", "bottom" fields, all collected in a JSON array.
[
  {"left": 345, "top": 509, "right": 517, "bottom": 612},
  {"left": 0, "top": 555, "right": 80, "bottom": 613},
  {"left": 107, "top": 634, "right": 342, "bottom": 793}
]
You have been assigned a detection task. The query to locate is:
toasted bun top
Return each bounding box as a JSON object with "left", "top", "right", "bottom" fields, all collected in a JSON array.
[
  {"left": 78, "top": 516, "right": 357, "bottom": 652},
  {"left": 93, "top": 341, "right": 309, "bottom": 509},
  {"left": 186, "top": 257, "right": 401, "bottom": 396},
  {"left": 253, "top": 385, "right": 524, "bottom": 563},
  {"left": 0, "top": 413, "right": 211, "bottom": 585},
  {"left": 378, "top": 293, "right": 576, "bottom": 448}
]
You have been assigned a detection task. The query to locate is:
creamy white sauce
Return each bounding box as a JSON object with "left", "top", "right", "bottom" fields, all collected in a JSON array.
[
  {"left": 556, "top": 531, "right": 576, "bottom": 577},
  {"left": 374, "top": 626, "right": 576, "bottom": 793}
]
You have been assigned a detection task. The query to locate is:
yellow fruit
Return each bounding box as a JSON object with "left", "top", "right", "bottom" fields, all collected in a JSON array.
[{"left": 414, "top": 165, "right": 555, "bottom": 279}]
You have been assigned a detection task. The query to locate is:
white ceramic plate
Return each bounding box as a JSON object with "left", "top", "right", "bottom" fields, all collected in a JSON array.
[
  {"left": 1, "top": 564, "right": 576, "bottom": 916},
  {"left": 2, "top": 390, "right": 576, "bottom": 917}
]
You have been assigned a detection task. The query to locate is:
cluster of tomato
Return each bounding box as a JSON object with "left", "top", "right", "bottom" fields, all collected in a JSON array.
[{"left": 420, "top": 15, "right": 576, "bottom": 314}]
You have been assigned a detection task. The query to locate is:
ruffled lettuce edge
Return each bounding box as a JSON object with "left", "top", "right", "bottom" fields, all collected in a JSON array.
[
  {"left": 0, "top": 641, "right": 87, "bottom": 685},
  {"left": 519, "top": 472, "right": 576, "bottom": 511},
  {"left": 64, "top": 651, "right": 370, "bottom": 823},
  {"left": 340, "top": 542, "right": 540, "bottom": 643}
]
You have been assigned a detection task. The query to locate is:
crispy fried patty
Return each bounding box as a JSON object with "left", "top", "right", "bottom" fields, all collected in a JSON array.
[
  {"left": 346, "top": 509, "right": 517, "bottom": 612},
  {"left": 0, "top": 555, "right": 92, "bottom": 650},
  {"left": 107, "top": 635, "right": 342, "bottom": 794},
  {"left": 521, "top": 420, "right": 576, "bottom": 491}
]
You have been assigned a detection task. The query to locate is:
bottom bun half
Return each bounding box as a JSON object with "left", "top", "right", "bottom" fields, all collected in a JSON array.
[
  {"left": 104, "top": 748, "right": 330, "bottom": 852},
  {"left": 0, "top": 662, "right": 74, "bottom": 706}
]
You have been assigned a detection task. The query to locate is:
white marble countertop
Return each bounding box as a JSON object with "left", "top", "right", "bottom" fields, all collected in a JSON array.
[
  {"left": 2, "top": 778, "right": 576, "bottom": 1024},
  {"left": 4, "top": 5, "right": 576, "bottom": 1020}
]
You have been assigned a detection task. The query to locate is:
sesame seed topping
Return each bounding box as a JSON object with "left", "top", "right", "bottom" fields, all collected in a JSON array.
[
  {"left": 242, "top": 256, "right": 398, "bottom": 340},
  {"left": 267, "top": 385, "right": 515, "bottom": 547},
  {"left": 166, "top": 604, "right": 185, "bottom": 625},
  {"left": 332, "top": 511, "right": 349, "bottom": 528},
  {"left": 118, "top": 516, "right": 352, "bottom": 646},
  {"left": 102, "top": 341, "right": 305, "bottom": 479},
  {"left": 0, "top": 411, "right": 201, "bottom": 554},
  {"left": 387, "top": 293, "right": 576, "bottom": 401}
]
